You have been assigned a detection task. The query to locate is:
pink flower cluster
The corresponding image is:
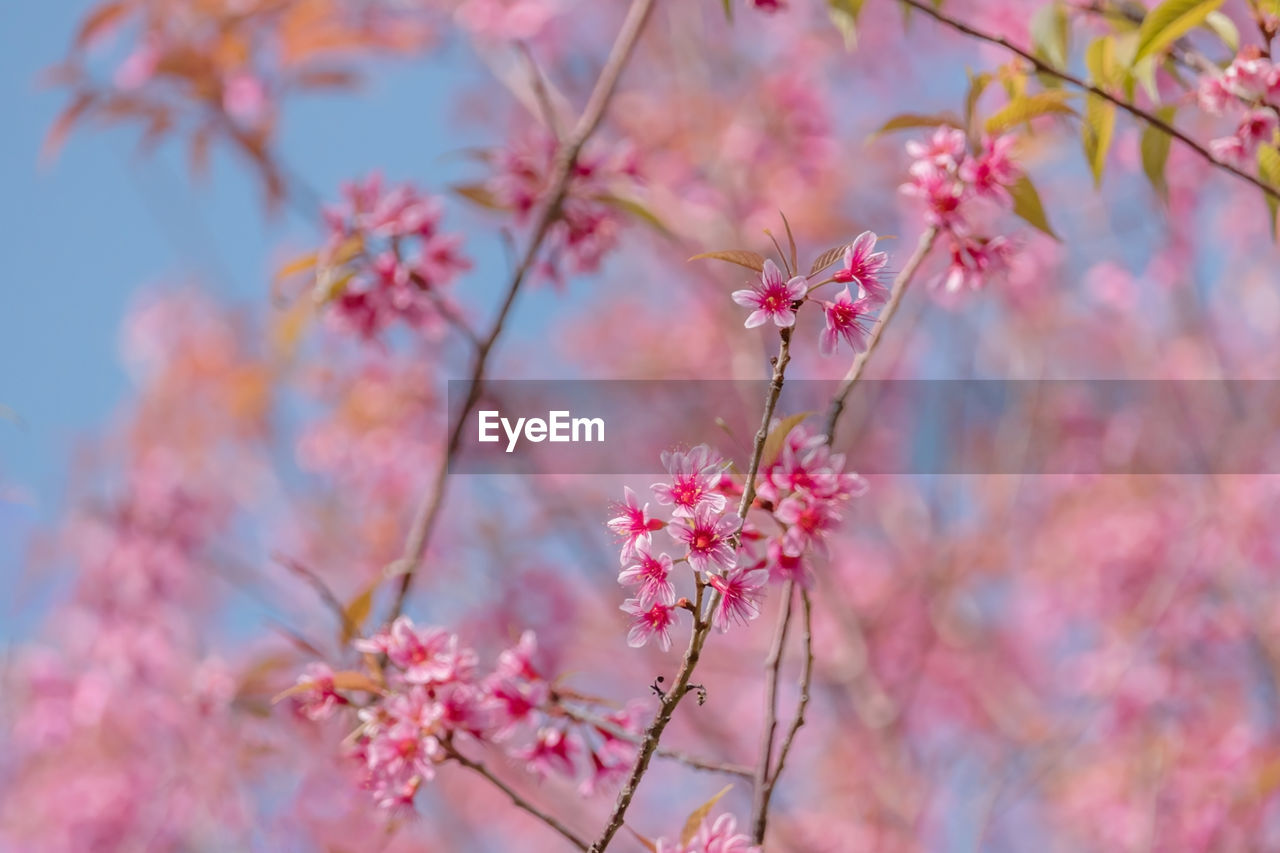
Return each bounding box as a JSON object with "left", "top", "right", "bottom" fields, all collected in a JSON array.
[
  {"left": 654, "top": 813, "right": 761, "bottom": 853},
  {"left": 745, "top": 422, "right": 867, "bottom": 586},
  {"left": 610, "top": 445, "right": 757, "bottom": 646},
  {"left": 293, "top": 620, "right": 647, "bottom": 809},
  {"left": 486, "top": 128, "right": 643, "bottom": 282},
  {"left": 611, "top": 429, "right": 864, "bottom": 647},
  {"left": 902, "top": 126, "right": 1018, "bottom": 294},
  {"left": 1198, "top": 51, "right": 1280, "bottom": 168},
  {"left": 730, "top": 231, "right": 888, "bottom": 357},
  {"left": 320, "top": 174, "right": 471, "bottom": 341}
]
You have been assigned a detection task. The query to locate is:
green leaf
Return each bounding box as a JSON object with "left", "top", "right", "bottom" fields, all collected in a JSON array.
[
  {"left": 828, "top": 0, "right": 865, "bottom": 49},
  {"left": 1258, "top": 145, "right": 1280, "bottom": 241},
  {"left": 759, "top": 412, "right": 814, "bottom": 472},
  {"left": 964, "top": 71, "right": 993, "bottom": 139},
  {"left": 1082, "top": 93, "right": 1116, "bottom": 188},
  {"left": 1133, "top": 0, "right": 1225, "bottom": 64},
  {"left": 870, "top": 112, "right": 962, "bottom": 138},
  {"left": 688, "top": 250, "right": 767, "bottom": 272},
  {"left": 722, "top": 0, "right": 733, "bottom": 23},
  {"left": 1203, "top": 10, "right": 1238, "bottom": 51},
  {"left": 1007, "top": 174, "right": 1060, "bottom": 241},
  {"left": 1030, "top": 2, "right": 1070, "bottom": 69},
  {"left": 1085, "top": 36, "right": 1119, "bottom": 87},
  {"left": 1140, "top": 105, "right": 1177, "bottom": 202},
  {"left": 681, "top": 786, "right": 734, "bottom": 846},
  {"left": 596, "top": 194, "right": 674, "bottom": 238},
  {"left": 984, "top": 91, "right": 1077, "bottom": 135}
]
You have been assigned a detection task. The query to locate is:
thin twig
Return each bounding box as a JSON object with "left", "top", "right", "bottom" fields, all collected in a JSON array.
[
  {"left": 517, "top": 41, "right": 565, "bottom": 140},
  {"left": 272, "top": 552, "right": 358, "bottom": 643},
  {"left": 892, "top": 0, "right": 1280, "bottom": 203},
  {"left": 750, "top": 579, "right": 796, "bottom": 841},
  {"left": 446, "top": 744, "right": 589, "bottom": 850},
  {"left": 560, "top": 706, "right": 754, "bottom": 778},
  {"left": 747, "top": 227, "right": 941, "bottom": 839},
  {"left": 384, "top": 0, "right": 660, "bottom": 623},
  {"left": 823, "top": 226, "right": 939, "bottom": 443},
  {"left": 589, "top": 326, "right": 796, "bottom": 852},
  {"left": 757, "top": 589, "right": 814, "bottom": 833}
]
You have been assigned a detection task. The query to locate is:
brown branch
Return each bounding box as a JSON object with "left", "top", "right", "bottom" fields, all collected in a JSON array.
[
  {"left": 741, "top": 227, "right": 943, "bottom": 839},
  {"left": 384, "top": 0, "right": 660, "bottom": 623},
  {"left": 749, "top": 579, "right": 796, "bottom": 842},
  {"left": 892, "top": 0, "right": 1280, "bottom": 203},
  {"left": 445, "top": 744, "right": 589, "bottom": 850},
  {"left": 517, "top": 41, "right": 565, "bottom": 140},
  {"left": 559, "top": 706, "right": 754, "bottom": 779},
  {"left": 757, "top": 588, "right": 814, "bottom": 836},
  {"left": 823, "top": 226, "right": 939, "bottom": 443},
  {"left": 589, "top": 325, "right": 796, "bottom": 852}
]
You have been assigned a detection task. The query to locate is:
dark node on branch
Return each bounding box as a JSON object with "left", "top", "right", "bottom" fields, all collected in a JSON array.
[
  {"left": 649, "top": 675, "right": 666, "bottom": 699},
  {"left": 685, "top": 683, "right": 708, "bottom": 706}
]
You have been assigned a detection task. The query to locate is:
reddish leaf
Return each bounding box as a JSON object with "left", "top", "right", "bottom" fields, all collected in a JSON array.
[
  {"left": 780, "top": 211, "right": 798, "bottom": 274},
  {"left": 681, "top": 785, "right": 734, "bottom": 845},
  {"left": 42, "top": 92, "right": 95, "bottom": 163},
  {"left": 809, "top": 243, "right": 848, "bottom": 277},
  {"left": 451, "top": 183, "right": 506, "bottom": 210},
  {"left": 272, "top": 669, "right": 383, "bottom": 704},
  {"left": 292, "top": 68, "right": 362, "bottom": 90},
  {"left": 74, "top": 0, "right": 132, "bottom": 48},
  {"left": 759, "top": 411, "right": 813, "bottom": 472},
  {"left": 688, "top": 250, "right": 766, "bottom": 272}
]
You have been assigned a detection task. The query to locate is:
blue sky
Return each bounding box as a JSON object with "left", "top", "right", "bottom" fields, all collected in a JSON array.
[{"left": 0, "top": 3, "right": 501, "bottom": 549}]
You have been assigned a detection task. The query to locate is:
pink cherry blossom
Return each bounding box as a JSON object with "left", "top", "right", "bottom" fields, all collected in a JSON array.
[
  {"left": 707, "top": 567, "right": 767, "bottom": 631},
  {"left": 901, "top": 159, "right": 967, "bottom": 227},
  {"left": 620, "top": 598, "right": 677, "bottom": 650},
  {"left": 652, "top": 445, "right": 728, "bottom": 518},
  {"left": 938, "top": 235, "right": 1014, "bottom": 293},
  {"left": 356, "top": 617, "right": 476, "bottom": 685},
  {"left": 1209, "top": 134, "right": 1250, "bottom": 168},
  {"left": 608, "top": 486, "right": 664, "bottom": 563},
  {"left": 669, "top": 507, "right": 740, "bottom": 574},
  {"left": 1225, "top": 55, "right": 1275, "bottom": 100},
  {"left": 656, "top": 813, "right": 762, "bottom": 853},
  {"left": 731, "top": 260, "right": 808, "bottom": 328},
  {"left": 905, "top": 126, "right": 967, "bottom": 170},
  {"left": 818, "top": 286, "right": 872, "bottom": 356},
  {"left": 221, "top": 72, "right": 268, "bottom": 124},
  {"left": 519, "top": 726, "right": 578, "bottom": 779},
  {"left": 292, "top": 662, "right": 345, "bottom": 721},
  {"left": 1197, "top": 73, "right": 1234, "bottom": 115},
  {"left": 960, "top": 134, "right": 1021, "bottom": 202},
  {"left": 831, "top": 230, "right": 889, "bottom": 302},
  {"left": 618, "top": 542, "right": 676, "bottom": 605},
  {"left": 1238, "top": 108, "right": 1278, "bottom": 149},
  {"left": 774, "top": 492, "right": 843, "bottom": 556}
]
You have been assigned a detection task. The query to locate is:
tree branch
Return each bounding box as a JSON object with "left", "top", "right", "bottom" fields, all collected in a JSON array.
[
  {"left": 384, "top": 0, "right": 660, "bottom": 623},
  {"left": 750, "top": 579, "right": 795, "bottom": 841},
  {"left": 558, "top": 706, "right": 754, "bottom": 779},
  {"left": 445, "top": 744, "right": 589, "bottom": 850},
  {"left": 891, "top": 0, "right": 1280, "bottom": 203},
  {"left": 824, "top": 226, "right": 939, "bottom": 443},
  {"left": 757, "top": 588, "right": 814, "bottom": 836},
  {"left": 588, "top": 325, "right": 796, "bottom": 852}
]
